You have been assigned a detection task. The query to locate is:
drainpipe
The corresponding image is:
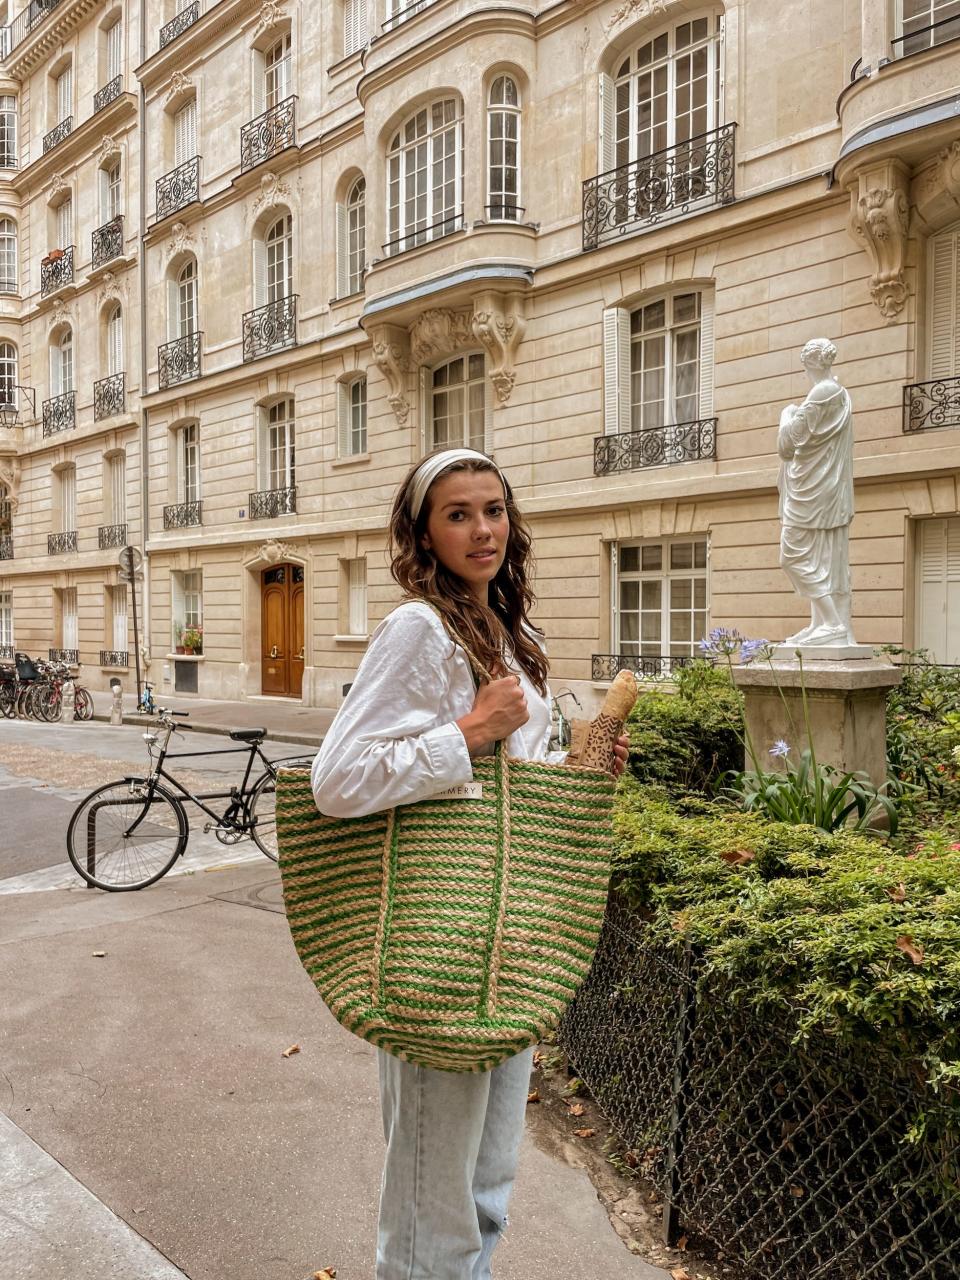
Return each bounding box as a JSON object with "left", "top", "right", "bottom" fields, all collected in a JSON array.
[{"left": 137, "top": 0, "right": 150, "bottom": 687}]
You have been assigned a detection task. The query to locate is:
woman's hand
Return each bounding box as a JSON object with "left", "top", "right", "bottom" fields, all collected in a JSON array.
[
  {"left": 611, "top": 733, "right": 630, "bottom": 779},
  {"left": 456, "top": 676, "right": 529, "bottom": 755}
]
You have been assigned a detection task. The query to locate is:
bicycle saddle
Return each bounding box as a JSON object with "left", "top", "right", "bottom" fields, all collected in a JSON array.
[{"left": 229, "top": 727, "right": 266, "bottom": 742}]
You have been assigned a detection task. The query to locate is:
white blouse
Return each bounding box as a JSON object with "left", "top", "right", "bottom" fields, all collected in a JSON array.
[{"left": 311, "top": 601, "right": 555, "bottom": 819}]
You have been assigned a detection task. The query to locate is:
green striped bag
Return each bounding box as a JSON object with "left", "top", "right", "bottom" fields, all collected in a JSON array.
[{"left": 276, "top": 744, "right": 616, "bottom": 1072}]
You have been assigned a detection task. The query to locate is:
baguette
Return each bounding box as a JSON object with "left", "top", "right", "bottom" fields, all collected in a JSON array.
[{"left": 563, "top": 669, "right": 638, "bottom": 771}]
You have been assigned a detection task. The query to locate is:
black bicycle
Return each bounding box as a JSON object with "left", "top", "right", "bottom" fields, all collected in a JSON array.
[{"left": 66, "top": 708, "right": 312, "bottom": 891}]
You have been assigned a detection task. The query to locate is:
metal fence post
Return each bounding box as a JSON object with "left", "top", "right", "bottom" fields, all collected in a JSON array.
[{"left": 662, "top": 941, "right": 698, "bottom": 1246}]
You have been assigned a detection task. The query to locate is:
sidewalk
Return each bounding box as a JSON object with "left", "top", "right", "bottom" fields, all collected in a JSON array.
[
  {"left": 1, "top": 861, "right": 672, "bottom": 1280},
  {"left": 92, "top": 692, "right": 336, "bottom": 748}
]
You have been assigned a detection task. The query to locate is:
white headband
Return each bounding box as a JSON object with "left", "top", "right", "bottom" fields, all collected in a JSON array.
[{"left": 408, "top": 448, "right": 505, "bottom": 521}]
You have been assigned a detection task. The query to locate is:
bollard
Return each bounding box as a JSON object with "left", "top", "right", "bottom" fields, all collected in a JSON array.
[
  {"left": 109, "top": 677, "right": 123, "bottom": 726},
  {"left": 60, "top": 677, "right": 76, "bottom": 722}
]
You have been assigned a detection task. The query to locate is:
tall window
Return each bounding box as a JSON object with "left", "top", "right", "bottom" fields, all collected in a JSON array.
[
  {"left": 0, "top": 342, "right": 17, "bottom": 407},
  {"left": 264, "top": 398, "right": 295, "bottom": 490},
  {"left": 0, "top": 96, "right": 16, "bottom": 168},
  {"left": 172, "top": 569, "right": 202, "bottom": 649},
  {"left": 264, "top": 33, "right": 292, "bottom": 109},
  {"left": 101, "top": 161, "right": 122, "bottom": 221},
  {"left": 107, "top": 304, "right": 123, "bottom": 375},
  {"left": 177, "top": 259, "right": 198, "bottom": 336},
  {"left": 0, "top": 219, "right": 15, "bottom": 292},
  {"left": 55, "top": 65, "right": 72, "bottom": 123},
  {"left": 266, "top": 214, "right": 293, "bottom": 302},
  {"left": 56, "top": 196, "right": 72, "bottom": 248},
  {"left": 927, "top": 224, "right": 960, "bottom": 379},
  {"left": 107, "top": 453, "right": 126, "bottom": 524},
  {"left": 57, "top": 465, "right": 77, "bottom": 534},
  {"left": 0, "top": 591, "right": 12, "bottom": 653},
  {"left": 630, "top": 293, "right": 701, "bottom": 430},
  {"left": 487, "top": 76, "right": 521, "bottom": 220},
  {"left": 900, "top": 0, "right": 960, "bottom": 53},
  {"left": 612, "top": 538, "right": 708, "bottom": 662},
  {"left": 337, "top": 175, "right": 366, "bottom": 296},
  {"left": 52, "top": 330, "right": 74, "bottom": 396},
  {"left": 106, "top": 19, "right": 122, "bottom": 83},
  {"left": 110, "top": 584, "right": 128, "bottom": 653},
  {"left": 178, "top": 423, "right": 199, "bottom": 504},
  {"left": 347, "top": 558, "right": 367, "bottom": 636},
  {"left": 60, "top": 586, "right": 78, "bottom": 651},
  {"left": 174, "top": 99, "right": 197, "bottom": 167},
  {"left": 338, "top": 376, "right": 367, "bottom": 457},
  {"left": 344, "top": 0, "right": 367, "bottom": 56},
  {"left": 429, "top": 354, "right": 485, "bottom": 451},
  {"left": 386, "top": 99, "right": 462, "bottom": 254}
]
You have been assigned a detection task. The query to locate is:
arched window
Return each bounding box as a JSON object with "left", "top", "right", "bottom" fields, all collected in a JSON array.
[
  {"left": 54, "top": 62, "right": 73, "bottom": 126},
  {"left": 100, "top": 159, "right": 122, "bottom": 223},
  {"left": 0, "top": 341, "right": 16, "bottom": 408},
  {"left": 265, "top": 213, "right": 293, "bottom": 302},
  {"left": 107, "top": 303, "right": 123, "bottom": 375},
  {"left": 0, "top": 95, "right": 17, "bottom": 168},
  {"left": 386, "top": 99, "right": 462, "bottom": 255},
  {"left": 337, "top": 176, "right": 365, "bottom": 297},
  {"left": 428, "top": 354, "right": 486, "bottom": 452},
  {"left": 264, "top": 33, "right": 292, "bottom": 110},
  {"left": 176, "top": 259, "right": 198, "bottom": 337},
  {"left": 52, "top": 329, "right": 74, "bottom": 396},
  {"left": 0, "top": 218, "right": 17, "bottom": 292},
  {"left": 487, "top": 76, "right": 521, "bottom": 221}
]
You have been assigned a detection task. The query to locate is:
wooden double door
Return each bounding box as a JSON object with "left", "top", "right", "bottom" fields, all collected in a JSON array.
[{"left": 261, "top": 563, "right": 304, "bottom": 697}]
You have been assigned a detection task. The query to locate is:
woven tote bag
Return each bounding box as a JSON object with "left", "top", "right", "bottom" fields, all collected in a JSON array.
[{"left": 276, "top": 744, "right": 616, "bottom": 1073}]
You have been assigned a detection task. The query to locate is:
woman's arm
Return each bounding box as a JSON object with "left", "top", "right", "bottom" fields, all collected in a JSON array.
[{"left": 311, "top": 605, "right": 474, "bottom": 818}]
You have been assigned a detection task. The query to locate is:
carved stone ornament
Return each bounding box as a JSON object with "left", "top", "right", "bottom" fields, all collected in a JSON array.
[
  {"left": 0, "top": 457, "right": 22, "bottom": 510},
  {"left": 47, "top": 299, "right": 74, "bottom": 334},
  {"left": 97, "top": 270, "right": 127, "bottom": 309},
  {"left": 369, "top": 324, "right": 411, "bottom": 426},
  {"left": 98, "top": 135, "right": 120, "bottom": 165},
  {"left": 255, "top": 0, "right": 287, "bottom": 35},
  {"left": 410, "top": 308, "right": 474, "bottom": 365},
  {"left": 258, "top": 538, "right": 294, "bottom": 565},
  {"left": 605, "top": 0, "right": 667, "bottom": 30},
  {"left": 912, "top": 140, "right": 960, "bottom": 238},
  {"left": 165, "top": 71, "right": 194, "bottom": 105},
  {"left": 848, "top": 161, "right": 910, "bottom": 320},
  {"left": 471, "top": 293, "right": 526, "bottom": 405},
  {"left": 165, "top": 221, "right": 196, "bottom": 267},
  {"left": 251, "top": 172, "right": 291, "bottom": 223},
  {"left": 49, "top": 173, "right": 67, "bottom": 198}
]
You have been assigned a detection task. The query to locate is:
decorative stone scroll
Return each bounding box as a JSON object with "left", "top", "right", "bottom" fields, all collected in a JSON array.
[
  {"left": 96, "top": 270, "right": 127, "bottom": 310},
  {"left": 369, "top": 324, "right": 411, "bottom": 425},
  {"left": 472, "top": 292, "right": 525, "bottom": 405},
  {"left": 605, "top": 0, "right": 667, "bottom": 30},
  {"left": 165, "top": 71, "right": 194, "bottom": 106},
  {"left": 49, "top": 172, "right": 68, "bottom": 198},
  {"left": 250, "top": 172, "right": 292, "bottom": 225},
  {"left": 98, "top": 134, "right": 120, "bottom": 165},
  {"left": 255, "top": 0, "right": 288, "bottom": 36},
  {"left": 410, "top": 308, "right": 473, "bottom": 365},
  {"left": 847, "top": 160, "right": 910, "bottom": 320},
  {"left": 0, "top": 457, "right": 21, "bottom": 511},
  {"left": 164, "top": 221, "right": 196, "bottom": 269},
  {"left": 912, "top": 140, "right": 960, "bottom": 238},
  {"left": 258, "top": 538, "right": 295, "bottom": 565}
]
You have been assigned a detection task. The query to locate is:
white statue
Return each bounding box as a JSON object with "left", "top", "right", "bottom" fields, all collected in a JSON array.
[{"left": 778, "top": 338, "right": 855, "bottom": 647}]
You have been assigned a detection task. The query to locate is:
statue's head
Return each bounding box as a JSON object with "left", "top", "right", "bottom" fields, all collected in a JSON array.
[{"left": 799, "top": 338, "right": 837, "bottom": 371}]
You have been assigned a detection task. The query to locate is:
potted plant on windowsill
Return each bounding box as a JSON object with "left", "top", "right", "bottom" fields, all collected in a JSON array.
[
  {"left": 181, "top": 624, "right": 203, "bottom": 656},
  {"left": 174, "top": 622, "right": 185, "bottom": 654}
]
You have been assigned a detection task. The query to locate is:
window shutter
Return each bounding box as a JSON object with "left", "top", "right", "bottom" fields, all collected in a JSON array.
[
  {"left": 929, "top": 229, "right": 959, "bottom": 380},
  {"left": 337, "top": 382, "right": 350, "bottom": 457},
  {"left": 167, "top": 277, "right": 180, "bottom": 340},
  {"left": 698, "top": 289, "right": 715, "bottom": 419},
  {"left": 483, "top": 372, "right": 493, "bottom": 453},
  {"left": 419, "top": 365, "right": 429, "bottom": 454},
  {"left": 602, "top": 307, "right": 629, "bottom": 435},
  {"left": 598, "top": 72, "right": 615, "bottom": 174},
  {"left": 253, "top": 50, "right": 266, "bottom": 117},
  {"left": 253, "top": 235, "right": 267, "bottom": 308},
  {"left": 109, "top": 307, "right": 123, "bottom": 375},
  {"left": 348, "top": 559, "right": 367, "bottom": 635},
  {"left": 175, "top": 101, "right": 196, "bottom": 166},
  {"left": 99, "top": 168, "right": 108, "bottom": 223},
  {"left": 336, "top": 201, "right": 348, "bottom": 297}
]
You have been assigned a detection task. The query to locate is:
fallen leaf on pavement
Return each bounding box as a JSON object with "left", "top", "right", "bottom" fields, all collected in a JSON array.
[
  {"left": 92, "top": 951, "right": 107, "bottom": 958},
  {"left": 532, "top": 1050, "right": 545, "bottom": 1068},
  {"left": 526, "top": 1089, "right": 540, "bottom": 1104},
  {"left": 671, "top": 1268, "right": 693, "bottom": 1280},
  {"left": 677, "top": 1234, "right": 688, "bottom": 1250},
  {"left": 896, "top": 935, "right": 925, "bottom": 965},
  {"left": 314, "top": 1269, "right": 337, "bottom": 1279},
  {"left": 567, "top": 1102, "right": 586, "bottom": 1117},
  {"left": 282, "top": 1043, "right": 301, "bottom": 1058},
  {"left": 573, "top": 1128, "right": 596, "bottom": 1138}
]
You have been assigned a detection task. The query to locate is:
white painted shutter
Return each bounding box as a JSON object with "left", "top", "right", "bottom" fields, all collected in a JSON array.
[
  {"left": 602, "top": 306, "right": 630, "bottom": 434},
  {"left": 698, "top": 289, "right": 715, "bottom": 418},
  {"left": 337, "top": 382, "right": 350, "bottom": 457},
  {"left": 253, "top": 49, "right": 266, "bottom": 117},
  {"left": 107, "top": 20, "right": 122, "bottom": 82},
  {"left": 348, "top": 559, "right": 367, "bottom": 635},
  {"left": 929, "top": 229, "right": 960, "bottom": 379},
  {"left": 109, "top": 306, "right": 123, "bottom": 374},
  {"left": 57, "top": 197, "right": 71, "bottom": 248},
  {"left": 483, "top": 371, "right": 493, "bottom": 453},
  {"left": 63, "top": 468, "right": 76, "bottom": 530},
  {"left": 419, "top": 365, "right": 429, "bottom": 454},
  {"left": 175, "top": 101, "right": 196, "bottom": 166},
  {"left": 598, "top": 72, "right": 615, "bottom": 174},
  {"left": 253, "top": 235, "right": 267, "bottom": 308},
  {"left": 113, "top": 586, "right": 128, "bottom": 651},
  {"left": 99, "top": 168, "right": 108, "bottom": 223},
  {"left": 57, "top": 67, "right": 72, "bottom": 121},
  {"left": 336, "top": 202, "right": 348, "bottom": 297},
  {"left": 62, "top": 587, "right": 78, "bottom": 649},
  {"left": 167, "top": 277, "right": 180, "bottom": 341},
  {"left": 918, "top": 517, "right": 960, "bottom": 664}
]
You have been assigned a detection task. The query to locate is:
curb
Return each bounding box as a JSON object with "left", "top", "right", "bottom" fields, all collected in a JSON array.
[{"left": 90, "top": 710, "right": 322, "bottom": 750}]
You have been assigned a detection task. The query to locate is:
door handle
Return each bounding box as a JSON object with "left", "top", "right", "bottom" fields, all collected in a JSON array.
[
  {"left": 296, "top": 647, "right": 304, "bottom": 661},
  {"left": 270, "top": 644, "right": 279, "bottom": 659}
]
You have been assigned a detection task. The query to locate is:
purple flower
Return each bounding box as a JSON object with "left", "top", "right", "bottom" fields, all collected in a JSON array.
[
  {"left": 740, "top": 638, "right": 774, "bottom": 666},
  {"left": 769, "top": 739, "right": 791, "bottom": 759},
  {"left": 698, "top": 627, "right": 744, "bottom": 658}
]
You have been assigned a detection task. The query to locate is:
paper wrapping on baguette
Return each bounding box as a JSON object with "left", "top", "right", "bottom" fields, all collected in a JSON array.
[{"left": 563, "top": 669, "right": 638, "bottom": 771}]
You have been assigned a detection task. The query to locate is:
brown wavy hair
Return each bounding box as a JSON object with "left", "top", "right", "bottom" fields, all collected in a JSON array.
[{"left": 389, "top": 456, "right": 548, "bottom": 695}]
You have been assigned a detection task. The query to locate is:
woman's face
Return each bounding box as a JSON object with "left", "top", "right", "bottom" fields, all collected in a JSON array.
[{"left": 421, "top": 468, "right": 509, "bottom": 604}]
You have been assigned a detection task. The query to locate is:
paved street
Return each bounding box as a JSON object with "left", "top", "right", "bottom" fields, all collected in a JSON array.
[{"left": 0, "top": 717, "right": 671, "bottom": 1280}]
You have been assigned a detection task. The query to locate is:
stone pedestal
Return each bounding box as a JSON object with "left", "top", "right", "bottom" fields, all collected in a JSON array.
[{"left": 732, "top": 653, "right": 901, "bottom": 787}]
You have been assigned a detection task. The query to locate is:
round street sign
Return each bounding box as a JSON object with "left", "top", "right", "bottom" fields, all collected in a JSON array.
[{"left": 118, "top": 546, "right": 143, "bottom": 582}]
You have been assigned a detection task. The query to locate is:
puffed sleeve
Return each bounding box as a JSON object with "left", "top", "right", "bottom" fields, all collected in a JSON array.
[{"left": 310, "top": 604, "right": 475, "bottom": 818}]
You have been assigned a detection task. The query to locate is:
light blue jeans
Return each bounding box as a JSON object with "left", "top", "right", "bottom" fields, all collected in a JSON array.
[{"left": 376, "top": 1046, "right": 535, "bottom": 1279}]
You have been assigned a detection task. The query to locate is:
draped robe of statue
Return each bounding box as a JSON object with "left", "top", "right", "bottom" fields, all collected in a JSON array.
[{"left": 777, "top": 378, "right": 853, "bottom": 606}]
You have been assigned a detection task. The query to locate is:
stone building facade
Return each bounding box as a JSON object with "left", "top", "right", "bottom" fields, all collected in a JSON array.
[{"left": 1, "top": 0, "right": 960, "bottom": 712}]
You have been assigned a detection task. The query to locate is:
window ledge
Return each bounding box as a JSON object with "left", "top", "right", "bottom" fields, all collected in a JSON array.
[
  {"left": 329, "top": 289, "right": 364, "bottom": 311},
  {"left": 330, "top": 453, "right": 371, "bottom": 468},
  {"left": 334, "top": 634, "right": 368, "bottom": 644},
  {"left": 166, "top": 653, "right": 204, "bottom": 662}
]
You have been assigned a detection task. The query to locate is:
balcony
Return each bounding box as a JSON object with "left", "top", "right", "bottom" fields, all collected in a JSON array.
[
  {"left": 249, "top": 486, "right": 296, "bottom": 520},
  {"left": 6, "top": 0, "right": 65, "bottom": 53},
  {"left": 48, "top": 530, "right": 78, "bottom": 555},
  {"left": 49, "top": 647, "right": 79, "bottom": 664},
  {"left": 98, "top": 522, "right": 127, "bottom": 550},
  {"left": 158, "top": 333, "right": 202, "bottom": 389},
  {"left": 155, "top": 156, "right": 200, "bottom": 222},
  {"left": 240, "top": 95, "right": 297, "bottom": 174},
  {"left": 242, "top": 296, "right": 297, "bottom": 362},
  {"left": 0, "top": 534, "right": 11, "bottom": 560},
  {"left": 94, "top": 75, "right": 122, "bottom": 114},
  {"left": 903, "top": 376, "right": 960, "bottom": 433},
  {"left": 382, "top": 0, "right": 435, "bottom": 31},
  {"left": 163, "top": 500, "right": 202, "bottom": 530},
  {"left": 99, "top": 649, "right": 128, "bottom": 668},
  {"left": 43, "top": 116, "right": 73, "bottom": 153},
  {"left": 94, "top": 372, "right": 125, "bottom": 421},
  {"left": 892, "top": 12, "right": 960, "bottom": 58},
  {"left": 382, "top": 211, "right": 465, "bottom": 258},
  {"left": 92, "top": 215, "right": 123, "bottom": 270},
  {"left": 592, "top": 653, "right": 705, "bottom": 682},
  {"left": 159, "top": 0, "right": 200, "bottom": 48},
  {"left": 583, "top": 123, "right": 736, "bottom": 251},
  {"left": 40, "top": 245, "right": 74, "bottom": 297},
  {"left": 594, "top": 419, "right": 717, "bottom": 474},
  {"left": 42, "top": 390, "right": 76, "bottom": 437}
]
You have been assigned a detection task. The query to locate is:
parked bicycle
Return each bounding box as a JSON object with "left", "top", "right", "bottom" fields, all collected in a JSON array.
[
  {"left": 0, "top": 653, "right": 93, "bottom": 721},
  {"left": 66, "top": 708, "right": 312, "bottom": 890},
  {"left": 549, "top": 687, "right": 582, "bottom": 752}
]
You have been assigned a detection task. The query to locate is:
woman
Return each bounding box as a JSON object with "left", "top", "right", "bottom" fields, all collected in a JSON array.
[{"left": 312, "top": 447, "right": 627, "bottom": 1280}]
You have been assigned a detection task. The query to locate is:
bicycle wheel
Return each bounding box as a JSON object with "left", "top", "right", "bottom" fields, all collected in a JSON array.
[
  {"left": 24, "top": 683, "right": 47, "bottom": 720},
  {"left": 66, "top": 778, "right": 188, "bottom": 891},
  {"left": 73, "top": 687, "right": 94, "bottom": 720},
  {"left": 248, "top": 770, "right": 279, "bottom": 861},
  {"left": 0, "top": 678, "right": 15, "bottom": 718},
  {"left": 37, "top": 683, "right": 62, "bottom": 722}
]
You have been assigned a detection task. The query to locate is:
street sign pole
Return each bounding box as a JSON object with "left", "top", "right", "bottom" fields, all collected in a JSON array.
[{"left": 123, "top": 545, "right": 142, "bottom": 706}]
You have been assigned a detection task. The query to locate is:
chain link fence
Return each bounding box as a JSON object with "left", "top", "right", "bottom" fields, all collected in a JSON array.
[{"left": 558, "top": 898, "right": 960, "bottom": 1279}]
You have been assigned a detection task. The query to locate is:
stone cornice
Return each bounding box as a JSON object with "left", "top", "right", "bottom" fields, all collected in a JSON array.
[
  {"left": 2, "top": 0, "right": 104, "bottom": 79},
  {"left": 9, "top": 92, "right": 136, "bottom": 193},
  {"left": 135, "top": 0, "right": 288, "bottom": 92}
]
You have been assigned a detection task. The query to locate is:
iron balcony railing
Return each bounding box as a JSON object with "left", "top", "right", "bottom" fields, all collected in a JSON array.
[
  {"left": 159, "top": 0, "right": 200, "bottom": 48},
  {"left": 94, "top": 74, "right": 122, "bottom": 114},
  {"left": 382, "top": 211, "right": 465, "bottom": 257},
  {"left": 0, "top": 643, "right": 12, "bottom": 658},
  {"left": 155, "top": 156, "right": 200, "bottom": 221},
  {"left": 163, "top": 500, "right": 202, "bottom": 530},
  {"left": 94, "top": 372, "right": 125, "bottom": 420},
  {"left": 99, "top": 649, "right": 128, "bottom": 667},
  {"left": 42, "top": 390, "right": 76, "bottom": 437},
  {"left": 0, "top": 534, "right": 11, "bottom": 560},
  {"left": 40, "top": 244, "right": 75, "bottom": 296},
  {"left": 43, "top": 116, "right": 72, "bottom": 153},
  {"left": 484, "top": 203, "right": 525, "bottom": 221},
  {"left": 48, "top": 530, "right": 78, "bottom": 555},
  {"left": 49, "top": 647, "right": 79, "bottom": 664},
  {"left": 242, "top": 296, "right": 297, "bottom": 361},
  {"left": 249, "top": 486, "right": 296, "bottom": 520},
  {"left": 903, "top": 375, "right": 960, "bottom": 433},
  {"left": 98, "top": 522, "right": 127, "bottom": 550},
  {"left": 892, "top": 11, "right": 960, "bottom": 56},
  {"left": 594, "top": 418, "right": 717, "bottom": 474},
  {"left": 382, "top": 0, "right": 435, "bottom": 31},
  {"left": 592, "top": 653, "right": 706, "bottom": 682},
  {"left": 92, "top": 215, "right": 123, "bottom": 269},
  {"left": 240, "top": 95, "right": 297, "bottom": 173},
  {"left": 5, "top": 0, "right": 65, "bottom": 53},
  {"left": 583, "top": 123, "right": 736, "bottom": 250},
  {"left": 158, "top": 332, "right": 202, "bottom": 389}
]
